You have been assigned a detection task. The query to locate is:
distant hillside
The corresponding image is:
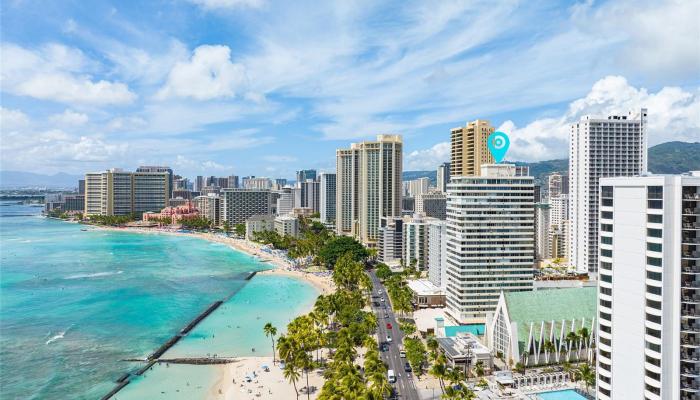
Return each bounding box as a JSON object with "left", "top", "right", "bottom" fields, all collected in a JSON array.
[
  {"left": 404, "top": 141, "right": 700, "bottom": 184},
  {"left": 402, "top": 170, "right": 437, "bottom": 185},
  {"left": 0, "top": 171, "right": 82, "bottom": 189},
  {"left": 648, "top": 141, "right": 700, "bottom": 174}
]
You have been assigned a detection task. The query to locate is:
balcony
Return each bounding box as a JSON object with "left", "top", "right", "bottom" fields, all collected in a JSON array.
[
  {"left": 685, "top": 207, "right": 700, "bottom": 215},
  {"left": 682, "top": 280, "right": 700, "bottom": 289},
  {"left": 683, "top": 323, "right": 700, "bottom": 333},
  {"left": 682, "top": 333, "right": 700, "bottom": 349},
  {"left": 684, "top": 251, "right": 700, "bottom": 259},
  {"left": 683, "top": 304, "right": 699, "bottom": 316},
  {"left": 682, "top": 349, "right": 700, "bottom": 362},
  {"left": 684, "top": 193, "right": 700, "bottom": 201}
]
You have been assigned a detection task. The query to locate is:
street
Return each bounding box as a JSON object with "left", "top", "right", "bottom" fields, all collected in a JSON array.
[{"left": 368, "top": 270, "right": 420, "bottom": 400}]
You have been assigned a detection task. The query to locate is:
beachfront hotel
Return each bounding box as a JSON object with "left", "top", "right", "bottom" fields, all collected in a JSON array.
[
  {"left": 221, "top": 188, "right": 274, "bottom": 225},
  {"left": 450, "top": 119, "right": 494, "bottom": 177},
  {"left": 319, "top": 172, "right": 336, "bottom": 225},
  {"left": 445, "top": 164, "right": 535, "bottom": 324},
  {"left": 596, "top": 173, "right": 700, "bottom": 400},
  {"left": 569, "top": 109, "right": 647, "bottom": 274},
  {"left": 335, "top": 134, "right": 403, "bottom": 246},
  {"left": 84, "top": 168, "right": 170, "bottom": 216}
]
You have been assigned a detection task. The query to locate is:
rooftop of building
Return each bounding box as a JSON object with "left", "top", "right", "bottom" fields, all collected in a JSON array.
[
  {"left": 503, "top": 287, "right": 597, "bottom": 353},
  {"left": 247, "top": 214, "right": 274, "bottom": 222},
  {"left": 407, "top": 279, "right": 443, "bottom": 296},
  {"left": 437, "top": 333, "right": 490, "bottom": 359}
]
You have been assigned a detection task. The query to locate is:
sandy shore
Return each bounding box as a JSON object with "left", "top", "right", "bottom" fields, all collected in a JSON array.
[{"left": 207, "top": 357, "right": 323, "bottom": 400}]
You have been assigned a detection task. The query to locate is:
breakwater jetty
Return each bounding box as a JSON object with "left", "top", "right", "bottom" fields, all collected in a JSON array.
[{"left": 101, "top": 293, "right": 236, "bottom": 399}]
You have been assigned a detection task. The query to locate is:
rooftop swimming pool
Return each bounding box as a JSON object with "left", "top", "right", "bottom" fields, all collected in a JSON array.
[
  {"left": 537, "top": 389, "right": 588, "bottom": 400},
  {"left": 444, "top": 324, "right": 485, "bottom": 337}
]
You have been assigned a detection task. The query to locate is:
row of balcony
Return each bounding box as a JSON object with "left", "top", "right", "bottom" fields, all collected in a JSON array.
[{"left": 683, "top": 323, "right": 700, "bottom": 332}]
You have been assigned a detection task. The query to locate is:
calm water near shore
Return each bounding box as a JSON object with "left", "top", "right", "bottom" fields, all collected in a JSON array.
[{"left": 0, "top": 202, "right": 318, "bottom": 399}]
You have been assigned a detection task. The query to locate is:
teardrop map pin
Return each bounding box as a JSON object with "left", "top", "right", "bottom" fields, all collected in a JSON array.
[{"left": 487, "top": 131, "right": 510, "bottom": 163}]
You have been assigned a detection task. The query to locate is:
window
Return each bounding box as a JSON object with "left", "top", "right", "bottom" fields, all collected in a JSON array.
[
  {"left": 647, "top": 186, "right": 663, "bottom": 199},
  {"left": 646, "top": 340, "right": 661, "bottom": 353},
  {"left": 645, "top": 327, "right": 661, "bottom": 338},
  {"left": 646, "top": 285, "right": 662, "bottom": 295},
  {"left": 602, "top": 186, "right": 613, "bottom": 198},
  {"left": 647, "top": 228, "right": 662, "bottom": 238},
  {"left": 646, "top": 299, "right": 662, "bottom": 310},
  {"left": 601, "top": 249, "right": 612, "bottom": 257},
  {"left": 601, "top": 211, "right": 613, "bottom": 219},
  {"left": 600, "top": 299, "right": 612, "bottom": 308},
  {"left": 600, "top": 311, "right": 611, "bottom": 321},
  {"left": 601, "top": 236, "right": 613, "bottom": 245},
  {"left": 647, "top": 256, "right": 662, "bottom": 267},
  {"left": 601, "top": 224, "right": 613, "bottom": 232},
  {"left": 600, "top": 261, "right": 612, "bottom": 270},
  {"left": 646, "top": 242, "right": 662, "bottom": 252},
  {"left": 600, "top": 286, "right": 612, "bottom": 296},
  {"left": 645, "top": 355, "right": 661, "bottom": 367},
  {"left": 602, "top": 198, "right": 613, "bottom": 206},
  {"left": 601, "top": 274, "right": 612, "bottom": 283},
  {"left": 646, "top": 271, "right": 662, "bottom": 281},
  {"left": 646, "top": 313, "right": 661, "bottom": 324},
  {"left": 645, "top": 368, "right": 661, "bottom": 381},
  {"left": 648, "top": 200, "right": 663, "bottom": 209},
  {"left": 647, "top": 214, "right": 662, "bottom": 223}
]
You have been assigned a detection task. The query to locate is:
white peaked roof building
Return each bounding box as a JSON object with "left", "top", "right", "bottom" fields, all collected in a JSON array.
[{"left": 486, "top": 287, "right": 597, "bottom": 367}]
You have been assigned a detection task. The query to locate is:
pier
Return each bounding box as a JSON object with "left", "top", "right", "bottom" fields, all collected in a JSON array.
[{"left": 245, "top": 271, "right": 257, "bottom": 280}]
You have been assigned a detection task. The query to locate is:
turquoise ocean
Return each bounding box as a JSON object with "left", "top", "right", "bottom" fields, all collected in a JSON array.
[{"left": 0, "top": 202, "right": 318, "bottom": 399}]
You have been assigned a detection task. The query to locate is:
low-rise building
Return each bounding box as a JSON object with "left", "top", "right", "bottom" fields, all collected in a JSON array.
[
  {"left": 193, "top": 194, "right": 221, "bottom": 227},
  {"left": 245, "top": 215, "right": 275, "bottom": 240},
  {"left": 485, "top": 287, "right": 596, "bottom": 367},
  {"left": 142, "top": 202, "right": 199, "bottom": 224},
  {"left": 437, "top": 333, "right": 493, "bottom": 373},
  {"left": 274, "top": 215, "right": 299, "bottom": 238},
  {"left": 407, "top": 279, "right": 446, "bottom": 308}
]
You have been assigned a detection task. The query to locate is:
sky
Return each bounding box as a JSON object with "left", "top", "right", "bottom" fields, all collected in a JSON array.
[{"left": 1, "top": 0, "right": 699, "bottom": 180}]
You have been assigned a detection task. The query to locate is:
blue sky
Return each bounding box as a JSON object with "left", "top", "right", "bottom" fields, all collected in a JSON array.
[{"left": 1, "top": 0, "right": 698, "bottom": 180}]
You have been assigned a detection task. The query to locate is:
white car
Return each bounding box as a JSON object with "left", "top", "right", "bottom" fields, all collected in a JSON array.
[{"left": 386, "top": 335, "right": 392, "bottom": 343}]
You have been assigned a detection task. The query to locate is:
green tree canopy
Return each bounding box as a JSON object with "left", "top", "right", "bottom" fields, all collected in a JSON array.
[{"left": 318, "top": 236, "right": 369, "bottom": 268}]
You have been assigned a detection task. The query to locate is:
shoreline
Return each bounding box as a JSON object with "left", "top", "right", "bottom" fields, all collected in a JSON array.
[{"left": 82, "top": 224, "right": 335, "bottom": 295}]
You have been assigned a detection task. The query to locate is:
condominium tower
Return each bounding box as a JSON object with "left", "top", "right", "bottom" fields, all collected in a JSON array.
[
  {"left": 221, "top": 188, "right": 273, "bottom": 224},
  {"left": 445, "top": 164, "right": 535, "bottom": 323},
  {"left": 436, "top": 162, "right": 451, "bottom": 193},
  {"left": 319, "top": 172, "right": 337, "bottom": 224},
  {"left": 569, "top": 109, "right": 647, "bottom": 274},
  {"left": 596, "top": 173, "right": 700, "bottom": 400},
  {"left": 450, "top": 119, "right": 494, "bottom": 177},
  {"left": 84, "top": 169, "right": 169, "bottom": 216},
  {"left": 336, "top": 134, "right": 403, "bottom": 246}
]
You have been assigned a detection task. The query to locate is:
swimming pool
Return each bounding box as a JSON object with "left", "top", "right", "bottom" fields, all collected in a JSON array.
[
  {"left": 537, "top": 389, "right": 588, "bottom": 400},
  {"left": 444, "top": 324, "right": 485, "bottom": 337}
]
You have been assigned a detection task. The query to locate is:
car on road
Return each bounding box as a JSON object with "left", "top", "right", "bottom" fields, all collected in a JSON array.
[
  {"left": 386, "top": 322, "right": 392, "bottom": 329},
  {"left": 386, "top": 335, "right": 392, "bottom": 343},
  {"left": 387, "top": 369, "right": 396, "bottom": 383},
  {"left": 399, "top": 346, "right": 405, "bottom": 358},
  {"left": 404, "top": 362, "right": 412, "bottom": 373},
  {"left": 380, "top": 342, "right": 388, "bottom": 352},
  {"left": 380, "top": 297, "right": 385, "bottom": 302}
]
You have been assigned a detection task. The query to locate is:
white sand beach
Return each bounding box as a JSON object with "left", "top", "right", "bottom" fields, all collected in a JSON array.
[{"left": 207, "top": 357, "right": 323, "bottom": 400}]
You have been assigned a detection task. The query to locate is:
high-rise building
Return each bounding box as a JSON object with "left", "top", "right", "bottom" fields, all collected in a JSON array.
[
  {"left": 336, "top": 134, "right": 403, "bottom": 245},
  {"left": 402, "top": 196, "right": 415, "bottom": 214},
  {"left": 548, "top": 172, "right": 569, "bottom": 199},
  {"left": 450, "top": 119, "right": 494, "bottom": 177},
  {"left": 427, "top": 220, "right": 448, "bottom": 289},
  {"left": 84, "top": 169, "right": 169, "bottom": 216},
  {"left": 301, "top": 179, "right": 320, "bottom": 213},
  {"left": 445, "top": 164, "right": 535, "bottom": 323},
  {"left": 276, "top": 188, "right": 294, "bottom": 216},
  {"left": 221, "top": 189, "right": 273, "bottom": 224},
  {"left": 549, "top": 194, "right": 569, "bottom": 260},
  {"left": 228, "top": 175, "right": 239, "bottom": 189},
  {"left": 406, "top": 177, "right": 430, "bottom": 197},
  {"left": 274, "top": 178, "right": 287, "bottom": 189},
  {"left": 244, "top": 177, "right": 272, "bottom": 190},
  {"left": 596, "top": 173, "right": 700, "bottom": 400},
  {"left": 319, "top": 173, "right": 336, "bottom": 224},
  {"left": 193, "top": 194, "right": 221, "bottom": 226},
  {"left": 569, "top": 109, "right": 647, "bottom": 274},
  {"left": 136, "top": 166, "right": 173, "bottom": 198},
  {"left": 534, "top": 203, "right": 550, "bottom": 260},
  {"left": 78, "top": 179, "right": 85, "bottom": 195},
  {"left": 296, "top": 170, "right": 317, "bottom": 185},
  {"left": 378, "top": 217, "right": 403, "bottom": 265},
  {"left": 403, "top": 214, "right": 431, "bottom": 270},
  {"left": 416, "top": 192, "right": 447, "bottom": 220},
  {"left": 195, "top": 176, "right": 205, "bottom": 192},
  {"left": 436, "top": 162, "right": 450, "bottom": 193}
]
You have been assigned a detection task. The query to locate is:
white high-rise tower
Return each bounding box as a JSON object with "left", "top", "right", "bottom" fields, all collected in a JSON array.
[{"left": 569, "top": 108, "right": 647, "bottom": 274}]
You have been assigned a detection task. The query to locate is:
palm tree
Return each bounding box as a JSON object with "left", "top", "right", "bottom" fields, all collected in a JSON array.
[
  {"left": 283, "top": 361, "right": 301, "bottom": 399},
  {"left": 430, "top": 354, "right": 448, "bottom": 394},
  {"left": 264, "top": 322, "right": 278, "bottom": 365},
  {"left": 474, "top": 360, "right": 485, "bottom": 377},
  {"left": 575, "top": 363, "right": 595, "bottom": 393},
  {"left": 426, "top": 336, "right": 439, "bottom": 360},
  {"left": 543, "top": 339, "right": 556, "bottom": 363}
]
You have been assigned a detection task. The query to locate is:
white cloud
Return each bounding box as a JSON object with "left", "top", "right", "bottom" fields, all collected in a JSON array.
[
  {"left": 405, "top": 141, "right": 450, "bottom": 170},
  {"left": 188, "top": 0, "right": 265, "bottom": 10},
  {"left": 0, "top": 107, "right": 30, "bottom": 130},
  {"left": 156, "top": 45, "right": 246, "bottom": 100},
  {"left": 501, "top": 76, "right": 700, "bottom": 161},
  {"left": 171, "top": 155, "right": 233, "bottom": 173},
  {"left": 49, "top": 109, "right": 89, "bottom": 126},
  {"left": 0, "top": 43, "right": 136, "bottom": 105}
]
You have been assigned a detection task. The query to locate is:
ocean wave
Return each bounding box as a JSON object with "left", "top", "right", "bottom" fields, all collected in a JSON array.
[
  {"left": 64, "top": 271, "right": 123, "bottom": 280},
  {"left": 46, "top": 325, "right": 73, "bottom": 345}
]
